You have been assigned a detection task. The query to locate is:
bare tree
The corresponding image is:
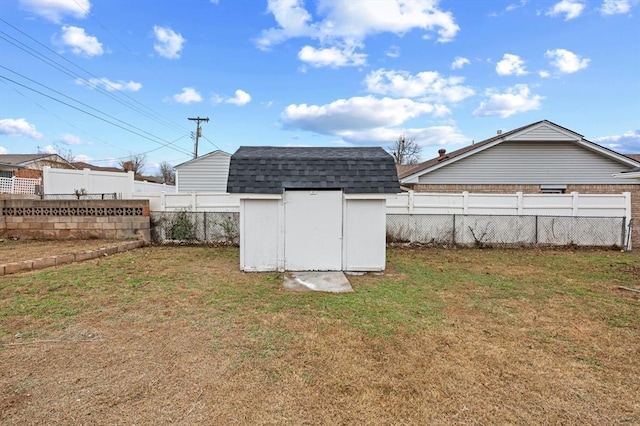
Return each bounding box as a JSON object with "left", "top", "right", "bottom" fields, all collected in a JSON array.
[
  {"left": 389, "top": 133, "right": 421, "bottom": 165},
  {"left": 119, "top": 154, "right": 147, "bottom": 177},
  {"left": 157, "top": 161, "right": 175, "bottom": 184},
  {"left": 55, "top": 144, "right": 76, "bottom": 164}
]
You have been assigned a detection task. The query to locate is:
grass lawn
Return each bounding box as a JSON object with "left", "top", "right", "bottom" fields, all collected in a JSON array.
[{"left": 1, "top": 246, "right": 639, "bottom": 424}]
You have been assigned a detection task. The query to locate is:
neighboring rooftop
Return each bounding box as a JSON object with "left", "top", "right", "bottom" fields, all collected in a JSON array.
[
  {"left": 399, "top": 120, "right": 640, "bottom": 180},
  {"left": 227, "top": 147, "right": 400, "bottom": 194},
  {"left": 0, "top": 154, "right": 59, "bottom": 165},
  {"left": 72, "top": 162, "right": 123, "bottom": 173}
]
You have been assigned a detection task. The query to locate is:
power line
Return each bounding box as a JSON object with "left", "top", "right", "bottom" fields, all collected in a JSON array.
[
  {"left": 0, "top": 66, "right": 192, "bottom": 156},
  {"left": 1, "top": 79, "right": 129, "bottom": 154},
  {"left": 0, "top": 18, "right": 190, "bottom": 135},
  {"left": 0, "top": 74, "right": 193, "bottom": 157}
]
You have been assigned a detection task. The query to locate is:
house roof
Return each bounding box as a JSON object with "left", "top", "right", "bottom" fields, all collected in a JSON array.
[
  {"left": 72, "top": 162, "right": 123, "bottom": 173},
  {"left": 400, "top": 120, "right": 640, "bottom": 183},
  {"left": 174, "top": 150, "right": 230, "bottom": 169},
  {"left": 227, "top": 146, "right": 400, "bottom": 194},
  {"left": 0, "top": 154, "right": 56, "bottom": 166},
  {"left": 0, "top": 154, "right": 77, "bottom": 169}
]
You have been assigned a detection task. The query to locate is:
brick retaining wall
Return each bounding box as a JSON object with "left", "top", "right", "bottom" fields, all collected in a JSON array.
[{"left": 0, "top": 199, "right": 150, "bottom": 241}]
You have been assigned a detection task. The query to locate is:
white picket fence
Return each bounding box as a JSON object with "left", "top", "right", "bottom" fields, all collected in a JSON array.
[
  {"left": 0, "top": 176, "right": 42, "bottom": 194},
  {"left": 43, "top": 166, "right": 175, "bottom": 198}
]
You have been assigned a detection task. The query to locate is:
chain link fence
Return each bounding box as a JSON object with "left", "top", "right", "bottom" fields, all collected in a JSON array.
[
  {"left": 150, "top": 211, "right": 239, "bottom": 244},
  {"left": 149, "top": 211, "right": 626, "bottom": 248},
  {"left": 386, "top": 214, "right": 627, "bottom": 248}
]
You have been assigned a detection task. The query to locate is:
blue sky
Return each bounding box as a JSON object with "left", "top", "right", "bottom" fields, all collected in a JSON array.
[{"left": 1, "top": 0, "right": 639, "bottom": 174}]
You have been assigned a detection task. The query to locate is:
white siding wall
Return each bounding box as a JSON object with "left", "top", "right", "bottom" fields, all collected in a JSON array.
[
  {"left": 176, "top": 151, "right": 231, "bottom": 193},
  {"left": 419, "top": 141, "right": 629, "bottom": 184},
  {"left": 510, "top": 123, "right": 578, "bottom": 141}
]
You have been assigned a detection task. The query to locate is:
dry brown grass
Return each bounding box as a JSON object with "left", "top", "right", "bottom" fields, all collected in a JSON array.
[
  {"left": 0, "top": 239, "right": 127, "bottom": 264},
  {"left": 1, "top": 245, "right": 639, "bottom": 424}
]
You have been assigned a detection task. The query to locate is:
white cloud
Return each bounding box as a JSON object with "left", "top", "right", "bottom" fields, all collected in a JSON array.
[
  {"left": 153, "top": 26, "right": 186, "bottom": 59},
  {"left": 339, "top": 125, "right": 469, "bottom": 147},
  {"left": 386, "top": 45, "right": 400, "bottom": 58},
  {"left": 546, "top": 48, "right": 590, "bottom": 73},
  {"left": 0, "top": 146, "right": 7, "bottom": 155},
  {"left": 473, "top": 84, "right": 543, "bottom": 118},
  {"left": 506, "top": 0, "right": 529, "bottom": 12},
  {"left": 256, "top": 0, "right": 459, "bottom": 67},
  {"left": 451, "top": 56, "right": 470, "bottom": 69},
  {"left": 213, "top": 89, "right": 252, "bottom": 106},
  {"left": 19, "top": 0, "right": 90, "bottom": 23},
  {"left": 539, "top": 70, "right": 551, "bottom": 78},
  {"left": 77, "top": 77, "right": 142, "bottom": 92},
  {"left": 546, "top": 0, "right": 585, "bottom": 20},
  {"left": 59, "top": 26, "right": 103, "bottom": 57},
  {"left": 364, "top": 69, "right": 475, "bottom": 103},
  {"left": 298, "top": 45, "right": 367, "bottom": 68},
  {"left": 593, "top": 130, "right": 640, "bottom": 153},
  {"left": 600, "top": 0, "right": 635, "bottom": 15},
  {"left": 496, "top": 53, "right": 528, "bottom": 76},
  {"left": 38, "top": 145, "right": 57, "bottom": 154},
  {"left": 281, "top": 95, "right": 449, "bottom": 135},
  {"left": 0, "top": 118, "right": 43, "bottom": 140},
  {"left": 59, "top": 134, "right": 83, "bottom": 145},
  {"left": 226, "top": 89, "right": 252, "bottom": 106},
  {"left": 169, "top": 87, "right": 202, "bottom": 104}
]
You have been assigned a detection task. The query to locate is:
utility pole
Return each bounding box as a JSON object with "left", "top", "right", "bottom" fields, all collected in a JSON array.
[{"left": 188, "top": 117, "right": 209, "bottom": 159}]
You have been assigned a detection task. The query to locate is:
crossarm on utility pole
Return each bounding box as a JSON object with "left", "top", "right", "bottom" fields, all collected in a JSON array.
[{"left": 188, "top": 117, "right": 210, "bottom": 159}]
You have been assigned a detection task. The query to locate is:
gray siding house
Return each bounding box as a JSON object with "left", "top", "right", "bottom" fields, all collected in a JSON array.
[
  {"left": 398, "top": 119, "right": 640, "bottom": 245},
  {"left": 174, "top": 150, "right": 231, "bottom": 193}
]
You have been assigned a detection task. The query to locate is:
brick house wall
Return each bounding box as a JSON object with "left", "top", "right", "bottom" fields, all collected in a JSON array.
[
  {"left": 13, "top": 169, "right": 43, "bottom": 179},
  {"left": 411, "top": 183, "right": 639, "bottom": 248}
]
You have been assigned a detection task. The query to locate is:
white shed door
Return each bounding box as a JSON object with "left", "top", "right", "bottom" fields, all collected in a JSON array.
[{"left": 284, "top": 190, "right": 343, "bottom": 271}]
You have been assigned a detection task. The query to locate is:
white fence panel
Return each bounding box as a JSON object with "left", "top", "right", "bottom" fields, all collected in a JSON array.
[
  {"left": 146, "top": 192, "right": 241, "bottom": 212},
  {"left": 0, "top": 177, "right": 41, "bottom": 194},
  {"left": 467, "top": 193, "right": 518, "bottom": 215},
  {"left": 134, "top": 180, "right": 175, "bottom": 194},
  {"left": 44, "top": 167, "right": 176, "bottom": 198},
  {"left": 387, "top": 191, "right": 630, "bottom": 218},
  {"left": 44, "top": 167, "right": 133, "bottom": 198}
]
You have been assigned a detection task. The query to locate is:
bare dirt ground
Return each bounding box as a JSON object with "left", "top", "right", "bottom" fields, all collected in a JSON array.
[
  {"left": 0, "top": 239, "right": 130, "bottom": 264},
  {"left": 1, "top": 244, "right": 639, "bottom": 425}
]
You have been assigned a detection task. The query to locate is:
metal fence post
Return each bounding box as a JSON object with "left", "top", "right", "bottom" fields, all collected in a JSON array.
[
  {"left": 204, "top": 212, "right": 208, "bottom": 241},
  {"left": 452, "top": 214, "right": 456, "bottom": 244},
  {"left": 535, "top": 215, "right": 538, "bottom": 244},
  {"left": 621, "top": 216, "right": 626, "bottom": 248}
]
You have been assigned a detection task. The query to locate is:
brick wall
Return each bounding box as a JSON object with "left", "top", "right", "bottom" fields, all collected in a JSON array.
[
  {"left": 0, "top": 200, "right": 150, "bottom": 241},
  {"left": 411, "top": 183, "right": 639, "bottom": 248},
  {"left": 13, "top": 169, "right": 43, "bottom": 179}
]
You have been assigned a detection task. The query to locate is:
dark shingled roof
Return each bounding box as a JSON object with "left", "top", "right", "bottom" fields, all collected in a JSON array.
[{"left": 227, "top": 147, "right": 400, "bottom": 194}]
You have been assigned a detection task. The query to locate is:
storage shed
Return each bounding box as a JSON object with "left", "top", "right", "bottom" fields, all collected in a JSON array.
[{"left": 227, "top": 147, "right": 400, "bottom": 272}]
